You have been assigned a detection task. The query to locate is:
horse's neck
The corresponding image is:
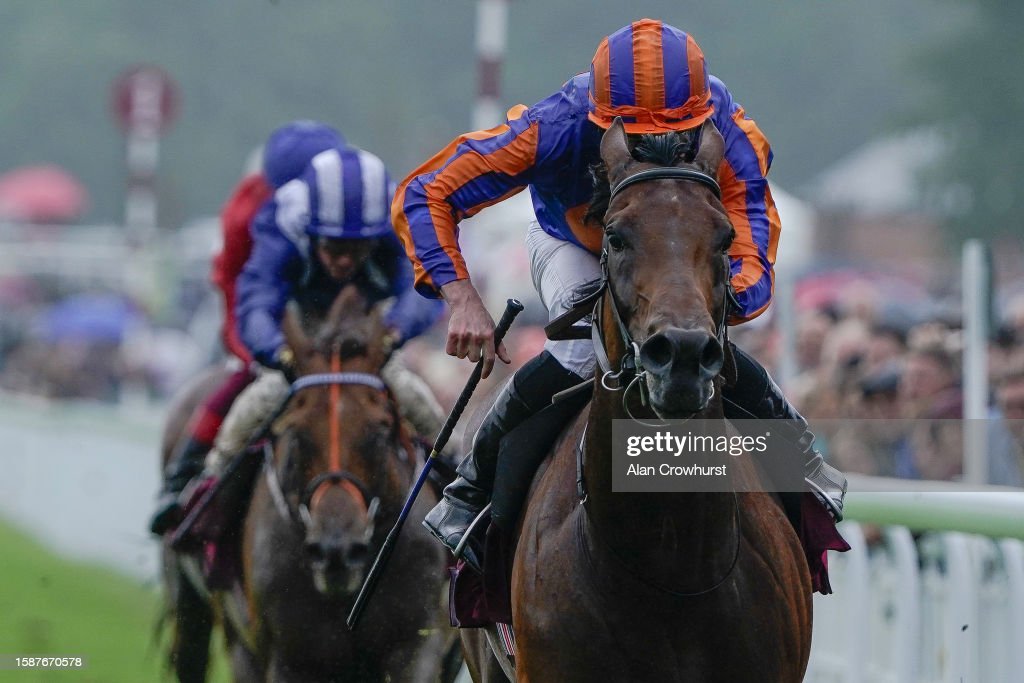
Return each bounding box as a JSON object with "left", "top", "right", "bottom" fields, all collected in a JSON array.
[{"left": 582, "top": 362, "right": 736, "bottom": 585}]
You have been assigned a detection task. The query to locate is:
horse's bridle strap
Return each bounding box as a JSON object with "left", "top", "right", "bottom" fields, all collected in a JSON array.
[
  {"left": 609, "top": 167, "right": 721, "bottom": 203},
  {"left": 290, "top": 372, "right": 387, "bottom": 394}
]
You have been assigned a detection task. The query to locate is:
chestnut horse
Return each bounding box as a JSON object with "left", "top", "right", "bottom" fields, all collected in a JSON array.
[
  {"left": 161, "top": 289, "right": 458, "bottom": 682},
  {"left": 464, "top": 119, "right": 811, "bottom": 682}
]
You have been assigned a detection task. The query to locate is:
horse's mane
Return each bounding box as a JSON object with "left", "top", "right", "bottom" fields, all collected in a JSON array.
[{"left": 584, "top": 129, "right": 700, "bottom": 227}]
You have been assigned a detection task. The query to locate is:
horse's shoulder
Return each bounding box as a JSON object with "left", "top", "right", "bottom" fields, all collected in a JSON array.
[{"left": 520, "top": 406, "right": 589, "bottom": 524}]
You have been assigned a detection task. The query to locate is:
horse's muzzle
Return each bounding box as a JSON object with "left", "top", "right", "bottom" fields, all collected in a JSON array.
[
  {"left": 306, "top": 538, "right": 370, "bottom": 595},
  {"left": 639, "top": 327, "right": 723, "bottom": 416}
]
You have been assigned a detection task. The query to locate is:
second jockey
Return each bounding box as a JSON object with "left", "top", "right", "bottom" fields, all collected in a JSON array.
[
  {"left": 150, "top": 121, "right": 346, "bottom": 535},
  {"left": 202, "top": 142, "right": 446, "bottom": 482}
]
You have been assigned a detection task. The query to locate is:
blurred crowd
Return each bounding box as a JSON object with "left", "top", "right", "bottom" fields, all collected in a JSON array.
[
  {"left": 0, "top": 264, "right": 208, "bottom": 403},
  {"left": 3, "top": 218, "right": 1023, "bottom": 490},
  {"left": 730, "top": 281, "right": 1024, "bottom": 487},
  {"left": 388, "top": 261, "right": 1024, "bottom": 489}
]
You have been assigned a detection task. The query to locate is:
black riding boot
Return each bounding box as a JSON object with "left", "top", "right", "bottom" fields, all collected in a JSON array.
[
  {"left": 722, "top": 343, "right": 847, "bottom": 521},
  {"left": 149, "top": 437, "right": 210, "bottom": 535},
  {"left": 423, "top": 351, "right": 583, "bottom": 571}
]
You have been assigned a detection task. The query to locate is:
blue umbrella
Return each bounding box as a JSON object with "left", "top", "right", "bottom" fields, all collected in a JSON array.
[{"left": 32, "top": 294, "right": 144, "bottom": 344}]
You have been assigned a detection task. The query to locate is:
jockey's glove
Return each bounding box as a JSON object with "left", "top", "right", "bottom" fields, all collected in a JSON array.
[
  {"left": 276, "top": 345, "right": 298, "bottom": 381},
  {"left": 257, "top": 345, "right": 297, "bottom": 381}
]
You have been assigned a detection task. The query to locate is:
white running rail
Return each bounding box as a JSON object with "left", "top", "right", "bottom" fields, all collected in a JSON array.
[{"left": 806, "top": 478, "right": 1024, "bottom": 683}]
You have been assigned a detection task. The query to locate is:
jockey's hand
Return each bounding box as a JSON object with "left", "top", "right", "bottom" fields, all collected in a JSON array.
[
  {"left": 440, "top": 279, "right": 511, "bottom": 379},
  {"left": 279, "top": 346, "right": 298, "bottom": 381},
  {"left": 269, "top": 345, "right": 297, "bottom": 382}
]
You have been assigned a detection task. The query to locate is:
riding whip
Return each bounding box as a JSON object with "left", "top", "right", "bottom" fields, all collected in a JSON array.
[{"left": 347, "top": 298, "right": 524, "bottom": 630}]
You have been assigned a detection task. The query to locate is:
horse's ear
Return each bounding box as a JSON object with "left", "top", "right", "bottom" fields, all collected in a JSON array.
[
  {"left": 326, "top": 285, "right": 369, "bottom": 328},
  {"left": 600, "top": 117, "right": 633, "bottom": 184},
  {"left": 282, "top": 304, "right": 317, "bottom": 374},
  {"left": 691, "top": 120, "right": 725, "bottom": 177}
]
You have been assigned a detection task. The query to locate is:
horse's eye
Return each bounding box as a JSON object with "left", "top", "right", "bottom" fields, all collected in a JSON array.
[{"left": 606, "top": 232, "right": 625, "bottom": 252}]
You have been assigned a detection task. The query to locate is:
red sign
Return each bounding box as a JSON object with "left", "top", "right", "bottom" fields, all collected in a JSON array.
[{"left": 111, "top": 65, "right": 180, "bottom": 134}]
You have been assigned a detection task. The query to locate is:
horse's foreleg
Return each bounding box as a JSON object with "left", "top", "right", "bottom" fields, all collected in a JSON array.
[
  {"left": 459, "top": 629, "right": 511, "bottom": 683},
  {"left": 227, "top": 642, "right": 262, "bottom": 683},
  {"left": 167, "top": 556, "right": 214, "bottom": 683},
  {"left": 375, "top": 634, "right": 448, "bottom": 682}
]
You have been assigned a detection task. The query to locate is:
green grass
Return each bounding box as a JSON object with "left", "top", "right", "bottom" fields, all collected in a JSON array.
[{"left": 0, "top": 519, "right": 229, "bottom": 682}]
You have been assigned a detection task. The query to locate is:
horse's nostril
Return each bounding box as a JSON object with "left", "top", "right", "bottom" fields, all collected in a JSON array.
[
  {"left": 699, "top": 337, "right": 724, "bottom": 379},
  {"left": 305, "top": 541, "right": 326, "bottom": 563},
  {"left": 639, "top": 334, "right": 674, "bottom": 372},
  {"left": 346, "top": 542, "right": 369, "bottom": 566}
]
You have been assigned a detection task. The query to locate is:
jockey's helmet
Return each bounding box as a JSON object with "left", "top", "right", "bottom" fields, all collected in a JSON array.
[
  {"left": 263, "top": 120, "right": 346, "bottom": 189},
  {"left": 588, "top": 19, "right": 714, "bottom": 134},
  {"left": 300, "top": 146, "right": 394, "bottom": 240}
]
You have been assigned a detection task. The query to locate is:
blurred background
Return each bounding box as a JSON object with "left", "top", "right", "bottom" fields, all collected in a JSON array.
[{"left": 0, "top": 1, "right": 1022, "bottom": 681}]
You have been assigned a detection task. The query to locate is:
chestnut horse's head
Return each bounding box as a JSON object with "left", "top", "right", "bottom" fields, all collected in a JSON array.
[
  {"left": 590, "top": 118, "right": 735, "bottom": 418},
  {"left": 273, "top": 286, "right": 404, "bottom": 596}
]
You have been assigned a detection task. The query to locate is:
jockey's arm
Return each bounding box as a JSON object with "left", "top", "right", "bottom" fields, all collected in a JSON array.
[
  {"left": 709, "top": 76, "right": 781, "bottom": 325},
  {"left": 235, "top": 203, "right": 306, "bottom": 369},
  {"left": 392, "top": 104, "right": 539, "bottom": 377},
  {"left": 377, "top": 232, "right": 445, "bottom": 348}
]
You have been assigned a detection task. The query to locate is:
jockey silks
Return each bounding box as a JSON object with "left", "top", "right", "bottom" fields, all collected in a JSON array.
[{"left": 394, "top": 72, "right": 780, "bottom": 324}]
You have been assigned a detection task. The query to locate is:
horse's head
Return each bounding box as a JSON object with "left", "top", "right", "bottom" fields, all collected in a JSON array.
[
  {"left": 592, "top": 118, "right": 734, "bottom": 418},
  {"left": 275, "top": 285, "right": 403, "bottom": 596}
]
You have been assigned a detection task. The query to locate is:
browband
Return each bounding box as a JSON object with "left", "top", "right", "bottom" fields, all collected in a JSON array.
[{"left": 609, "top": 167, "right": 721, "bottom": 203}]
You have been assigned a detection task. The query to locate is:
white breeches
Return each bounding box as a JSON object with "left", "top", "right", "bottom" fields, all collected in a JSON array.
[{"left": 525, "top": 221, "right": 601, "bottom": 377}]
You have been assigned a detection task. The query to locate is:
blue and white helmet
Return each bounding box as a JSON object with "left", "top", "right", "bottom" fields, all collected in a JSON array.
[{"left": 274, "top": 146, "right": 394, "bottom": 246}]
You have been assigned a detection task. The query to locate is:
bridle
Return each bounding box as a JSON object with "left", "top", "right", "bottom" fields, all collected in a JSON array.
[
  {"left": 547, "top": 164, "right": 738, "bottom": 421},
  {"left": 262, "top": 353, "right": 389, "bottom": 540}
]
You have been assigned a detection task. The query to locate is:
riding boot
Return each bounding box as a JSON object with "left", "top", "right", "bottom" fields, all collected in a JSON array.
[
  {"left": 722, "top": 343, "right": 847, "bottom": 521},
  {"left": 423, "top": 351, "right": 583, "bottom": 572},
  {"left": 149, "top": 437, "right": 210, "bottom": 535}
]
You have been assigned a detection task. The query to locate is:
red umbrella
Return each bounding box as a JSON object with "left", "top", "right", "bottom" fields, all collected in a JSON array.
[
  {"left": 0, "top": 165, "right": 89, "bottom": 222},
  {"left": 795, "top": 268, "right": 929, "bottom": 312}
]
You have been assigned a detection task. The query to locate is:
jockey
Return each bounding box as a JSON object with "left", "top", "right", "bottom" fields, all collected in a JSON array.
[
  {"left": 393, "top": 19, "right": 847, "bottom": 571},
  {"left": 150, "top": 120, "right": 346, "bottom": 535},
  {"left": 200, "top": 143, "right": 446, "bottom": 483}
]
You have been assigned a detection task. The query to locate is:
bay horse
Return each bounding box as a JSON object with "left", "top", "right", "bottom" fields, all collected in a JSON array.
[
  {"left": 161, "top": 288, "right": 458, "bottom": 682},
  {"left": 464, "top": 119, "right": 812, "bottom": 682}
]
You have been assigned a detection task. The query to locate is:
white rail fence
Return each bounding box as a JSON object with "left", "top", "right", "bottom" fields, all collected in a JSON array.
[{"left": 806, "top": 477, "right": 1024, "bottom": 683}]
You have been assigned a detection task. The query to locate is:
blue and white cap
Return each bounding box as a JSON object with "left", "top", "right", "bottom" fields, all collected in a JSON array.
[{"left": 274, "top": 146, "right": 394, "bottom": 246}]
